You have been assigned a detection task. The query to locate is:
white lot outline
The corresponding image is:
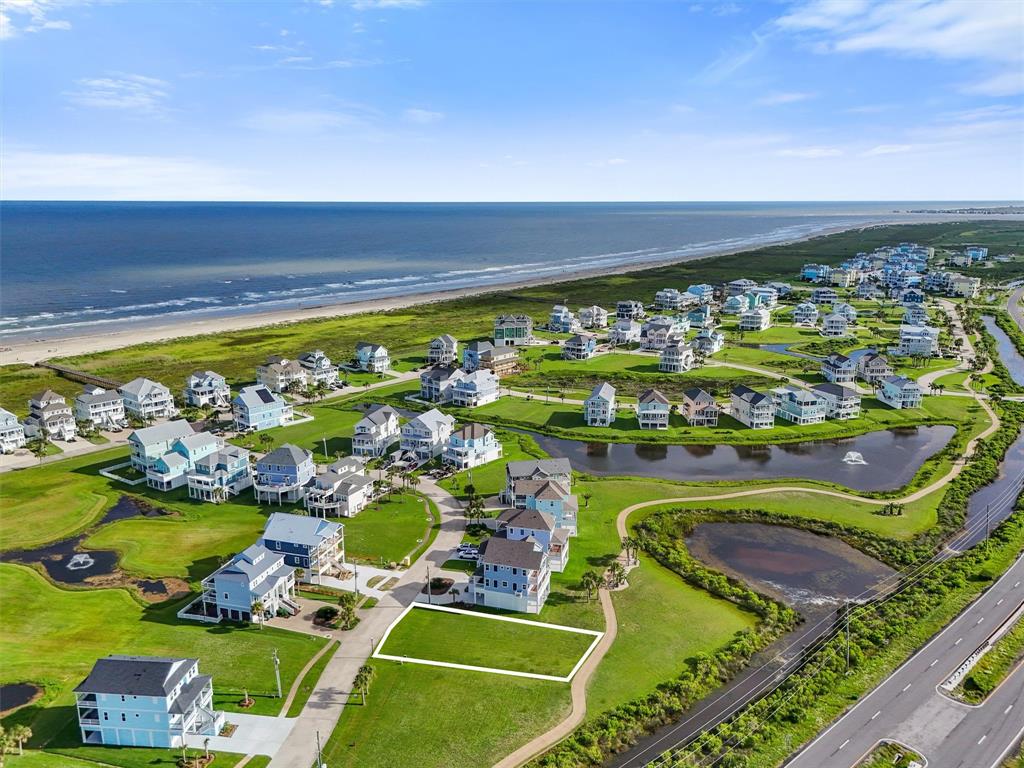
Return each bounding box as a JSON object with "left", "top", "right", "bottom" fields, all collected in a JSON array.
[{"left": 372, "top": 602, "right": 604, "bottom": 682}]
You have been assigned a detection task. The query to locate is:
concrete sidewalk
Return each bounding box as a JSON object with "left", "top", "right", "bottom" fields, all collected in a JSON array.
[{"left": 184, "top": 712, "right": 297, "bottom": 757}]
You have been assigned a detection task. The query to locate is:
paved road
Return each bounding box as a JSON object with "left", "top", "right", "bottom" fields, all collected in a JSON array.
[
  {"left": 268, "top": 477, "right": 465, "bottom": 768},
  {"left": 786, "top": 554, "right": 1024, "bottom": 768}
]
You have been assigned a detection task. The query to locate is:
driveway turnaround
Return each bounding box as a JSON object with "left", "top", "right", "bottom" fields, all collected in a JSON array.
[{"left": 184, "top": 712, "right": 297, "bottom": 757}]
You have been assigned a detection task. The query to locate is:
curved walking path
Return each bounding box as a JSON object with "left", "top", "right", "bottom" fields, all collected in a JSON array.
[
  {"left": 279, "top": 637, "right": 339, "bottom": 715},
  {"left": 492, "top": 588, "right": 618, "bottom": 768}
]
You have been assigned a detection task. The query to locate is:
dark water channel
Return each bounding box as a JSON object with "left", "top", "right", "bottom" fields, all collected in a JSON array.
[
  {"left": 981, "top": 315, "right": 1024, "bottom": 386},
  {"left": 524, "top": 425, "right": 956, "bottom": 491},
  {"left": 0, "top": 683, "right": 42, "bottom": 715}
]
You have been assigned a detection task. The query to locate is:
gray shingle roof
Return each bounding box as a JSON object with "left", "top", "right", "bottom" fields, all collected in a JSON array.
[
  {"left": 498, "top": 507, "right": 555, "bottom": 532},
  {"left": 74, "top": 655, "right": 196, "bottom": 696},
  {"left": 506, "top": 458, "right": 572, "bottom": 481},
  {"left": 682, "top": 387, "right": 714, "bottom": 405},
  {"left": 453, "top": 423, "right": 491, "bottom": 440},
  {"left": 262, "top": 512, "right": 342, "bottom": 547},
  {"left": 480, "top": 536, "right": 544, "bottom": 569},
  {"left": 588, "top": 382, "right": 616, "bottom": 401},
  {"left": 129, "top": 420, "right": 194, "bottom": 446},
  {"left": 639, "top": 388, "right": 670, "bottom": 405},
  {"left": 259, "top": 443, "right": 311, "bottom": 467}
]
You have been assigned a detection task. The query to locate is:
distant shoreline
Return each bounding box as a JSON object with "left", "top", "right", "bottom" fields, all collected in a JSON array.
[{"left": 0, "top": 214, "right": 1006, "bottom": 366}]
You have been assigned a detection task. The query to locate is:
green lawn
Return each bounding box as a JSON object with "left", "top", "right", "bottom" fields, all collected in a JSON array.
[
  {"left": 0, "top": 564, "right": 327, "bottom": 737},
  {"left": 340, "top": 493, "right": 436, "bottom": 566},
  {"left": 7, "top": 748, "right": 251, "bottom": 768},
  {"left": 379, "top": 606, "right": 596, "bottom": 677}
]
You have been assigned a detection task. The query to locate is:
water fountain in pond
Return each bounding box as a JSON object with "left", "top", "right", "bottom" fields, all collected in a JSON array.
[
  {"left": 842, "top": 451, "right": 868, "bottom": 465},
  {"left": 67, "top": 553, "right": 95, "bottom": 570}
]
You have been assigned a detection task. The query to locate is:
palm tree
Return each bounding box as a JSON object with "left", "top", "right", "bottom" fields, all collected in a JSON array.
[
  {"left": 258, "top": 432, "right": 274, "bottom": 454},
  {"left": 203, "top": 737, "right": 211, "bottom": 762},
  {"left": 250, "top": 600, "right": 265, "bottom": 628},
  {"left": 9, "top": 725, "right": 30, "bottom": 756},
  {"left": 582, "top": 491, "right": 593, "bottom": 508},
  {"left": 607, "top": 561, "right": 626, "bottom": 589},
  {"left": 353, "top": 664, "right": 376, "bottom": 705},
  {"left": 580, "top": 570, "right": 601, "bottom": 602}
]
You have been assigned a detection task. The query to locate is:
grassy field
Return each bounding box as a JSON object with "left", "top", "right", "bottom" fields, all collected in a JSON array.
[
  {"left": 6, "top": 748, "right": 252, "bottom": 768},
  {"left": 379, "top": 606, "right": 597, "bottom": 677},
  {"left": 342, "top": 492, "right": 437, "bottom": 565},
  {"left": 0, "top": 564, "right": 327, "bottom": 736}
]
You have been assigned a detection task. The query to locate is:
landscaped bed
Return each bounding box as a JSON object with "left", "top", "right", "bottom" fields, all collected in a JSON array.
[{"left": 376, "top": 605, "right": 599, "bottom": 679}]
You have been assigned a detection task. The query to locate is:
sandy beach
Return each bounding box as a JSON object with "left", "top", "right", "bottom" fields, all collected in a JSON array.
[{"left": 0, "top": 216, "right": 998, "bottom": 366}]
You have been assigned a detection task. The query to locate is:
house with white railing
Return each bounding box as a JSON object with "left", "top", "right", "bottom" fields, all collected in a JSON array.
[
  {"left": 120, "top": 378, "right": 178, "bottom": 420},
  {"left": 183, "top": 371, "right": 231, "bottom": 409},
  {"left": 75, "top": 386, "right": 126, "bottom": 429},
  {"left": 351, "top": 404, "right": 400, "bottom": 458},
  {"left": 0, "top": 408, "right": 26, "bottom": 453}
]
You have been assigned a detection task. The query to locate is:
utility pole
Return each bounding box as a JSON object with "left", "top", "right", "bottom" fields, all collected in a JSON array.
[
  {"left": 426, "top": 565, "right": 432, "bottom": 605},
  {"left": 844, "top": 601, "right": 851, "bottom": 674},
  {"left": 355, "top": 563, "right": 360, "bottom": 598},
  {"left": 322, "top": 436, "right": 328, "bottom": 461},
  {"left": 272, "top": 648, "right": 282, "bottom": 698},
  {"left": 986, "top": 503, "right": 991, "bottom": 541},
  {"left": 316, "top": 729, "right": 324, "bottom": 768}
]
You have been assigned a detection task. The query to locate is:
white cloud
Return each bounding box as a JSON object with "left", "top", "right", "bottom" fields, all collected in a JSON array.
[
  {"left": 240, "top": 109, "right": 365, "bottom": 134},
  {"left": 776, "top": 0, "right": 1024, "bottom": 95},
  {"left": 861, "top": 144, "right": 913, "bottom": 156},
  {"left": 1, "top": 150, "right": 257, "bottom": 200},
  {"left": 755, "top": 91, "right": 816, "bottom": 106},
  {"left": 776, "top": 146, "right": 843, "bottom": 158},
  {"left": 403, "top": 107, "right": 443, "bottom": 124},
  {"left": 66, "top": 74, "right": 171, "bottom": 115},
  {"left": 697, "top": 31, "right": 768, "bottom": 84},
  {"left": 1, "top": 0, "right": 75, "bottom": 39}
]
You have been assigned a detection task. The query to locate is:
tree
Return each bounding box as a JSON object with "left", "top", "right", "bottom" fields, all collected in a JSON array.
[
  {"left": 607, "top": 561, "right": 626, "bottom": 589},
  {"left": 9, "top": 725, "right": 30, "bottom": 756},
  {"left": 580, "top": 571, "right": 602, "bottom": 602},
  {"left": 258, "top": 432, "right": 275, "bottom": 454},
  {"left": 353, "top": 664, "right": 376, "bottom": 705},
  {"left": 582, "top": 491, "right": 593, "bottom": 509},
  {"left": 251, "top": 600, "right": 265, "bottom": 628}
]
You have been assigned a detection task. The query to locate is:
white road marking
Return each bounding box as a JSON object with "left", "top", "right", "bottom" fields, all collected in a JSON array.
[
  {"left": 839, "top": 739, "right": 850, "bottom": 750},
  {"left": 955, "top": 637, "right": 963, "bottom": 645},
  {"left": 1014, "top": 581, "right": 1020, "bottom": 588},
  {"left": 978, "top": 734, "right": 987, "bottom": 745},
  {"left": 1006, "top": 705, "right": 1014, "bottom": 715},
  {"left": 930, "top": 659, "right": 939, "bottom": 667},
  {"left": 902, "top": 683, "right": 912, "bottom": 692},
  {"left": 871, "top": 710, "right": 881, "bottom": 720},
  {"left": 977, "top": 617, "right": 985, "bottom": 625},
  {"left": 997, "top": 598, "right": 1004, "bottom": 606}
]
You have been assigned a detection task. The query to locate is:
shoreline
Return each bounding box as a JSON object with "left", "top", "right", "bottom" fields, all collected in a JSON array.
[{"left": 0, "top": 215, "right": 999, "bottom": 365}]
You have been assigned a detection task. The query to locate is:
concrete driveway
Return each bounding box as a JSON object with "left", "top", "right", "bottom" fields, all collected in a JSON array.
[{"left": 184, "top": 712, "right": 297, "bottom": 757}]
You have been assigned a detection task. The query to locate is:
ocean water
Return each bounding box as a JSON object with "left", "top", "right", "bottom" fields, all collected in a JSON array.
[{"left": 0, "top": 201, "right": 996, "bottom": 341}]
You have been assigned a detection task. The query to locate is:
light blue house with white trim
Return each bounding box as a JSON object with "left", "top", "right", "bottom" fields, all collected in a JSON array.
[
  {"left": 355, "top": 342, "right": 391, "bottom": 373},
  {"left": 233, "top": 384, "right": 293, "bottom": 432},
  {"left": 127, "top": 420, "right": 194, "bottom": 472},
  {"left": 443, "top": 423, "right": 503, "bottom": 469},
  {"left": 146, "top": 432, "right": 223, "bottom": 491},
  {"left": 687, "top": 305, "right": 714, "bottom": 329},
  {"left": 75, "top": 656, "right": 223, "bottom": 749},
  {"left": 770, "top": 386, "right": 826, "bottom": 425},
  {"left": 687, "top": 284, "right": 715, "bottom": 303},
  {"left": 468, "top": 536, "right": 551, "bottom": 614},
  {"left": 876, "top": 376, "right": 923, "bottom": 409},
  {"left": 253, "top": 444, "right": 316, "bottom": 504},
  {"left": 202, "top": 544, "right": 296, "bottom": 621},
  {"left": 261, "top": 512, "right": 344, "bottom": 582},
  {"left": 497, "top": 508, "right": 569, "bottom": 572},
  {"left": 187, "top": 445, "right": 253, "bottom": 502}
]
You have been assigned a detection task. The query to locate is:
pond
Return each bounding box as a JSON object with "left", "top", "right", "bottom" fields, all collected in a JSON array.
[
  {"left": 686, "top": 522, "right": 896, "bottom": 612},
  {"left": 981, "top": 315, "right": 1024, "bottom": 386},
  {"left": 523, "top": 425, "right": 956, "bottom": 491},
  {"left": 0, "top": 683, "right": 42, "bottom": 716}
]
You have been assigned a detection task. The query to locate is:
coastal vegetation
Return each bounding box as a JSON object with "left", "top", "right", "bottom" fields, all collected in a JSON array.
[{"left": 953, "top": 616, "right": 1024, "bottom": 704}]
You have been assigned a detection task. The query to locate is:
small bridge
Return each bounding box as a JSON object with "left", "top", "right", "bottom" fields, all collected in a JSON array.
[{"left": 36, "top": 361, "right": 122, "bottom": 390}]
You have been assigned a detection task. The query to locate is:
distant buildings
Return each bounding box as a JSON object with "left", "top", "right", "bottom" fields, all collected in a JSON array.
[
  {"left": 687, "top": 284, "right": 715, "bottom": 303},
  {"left": 75, "top": 386, "right": 126, "bottom": 430},
  {"left": 256, "top": 356, "right": 307, "bottom": 393},
  {"left": 183, "top": 371, "right": 231, "bottom": 409},
  {"left": 352, "top": 404, "right": 400, "bottom": 458},
  {"left": 355, "top": 342, "right": 391, "bottom": 373},
  {"left": 74, "top": 656, "right": 223, "bottom": 748},
  {"left": 579, "top": 305, "right": 609, "bottom": 328},
  {"left": 810, "top": 287, "right": 839, "bottom": 304},
  {"left": 233, "top": 384, "right": 293, "bottom": 432},
  {"left": 493, "top": 314, "right": 534, "bottom": 346},
  {"left": 800, "top": 263, "right": 832, "bottom": 283},
  {"left": 23, "top": 390, "right": 77, "bottom": 441},
  {"left": 584, "top": 382, "right": 617, "bottom": 427},
  {"left": 615, "top": 300, "right": 646, "bottom": 320},
  {"left": 730, "top": 385, "right": 776, "bottom": 429}
]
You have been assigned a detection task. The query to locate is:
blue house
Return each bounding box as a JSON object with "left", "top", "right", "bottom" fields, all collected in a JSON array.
[
  {"left": 511, "top": 478, "right": 578, "bottom": 536},
  {"left": 801, "top": 263, "right": 832, "bottom": 283},
  {"left": 443, "top": 423, "right": 503, "bottom": 469},
  {"left": 462, "top": 340, "right": 495, "bottom": 372},
  {"left": 127, "top": 420, "right": 194, "bottom": 472},
  {"left": 261, "top": 512, "right": 344, "bottom": 583},
  {"left": 821, "top": 353, "right": 856, "bottom": 384},
  {"left": 199, "top": 544, "right": 297, "bottom": 622},
  {"left": 187, "top": 445, "right": 252, "bottom": 502},
  {"left": 687, "top": 304, "right": 714, "bottom": 328},
  {"left": 468, "top": 536, "right": 551, "bottom": 614},
  {"left": 548, "top": 305, "right": 580, "bottom": 333},
  {"left": 253, "top": 444, "right": 316, "bottom": 504},
  {"left": 233, "top": 384, "right": 293, "bottom": 432},
  {"left": 686, "top": 284, "right": 715, "bottom": 303},
  {"left": 75, "top": 656, "right": 223, "bottom": 748},
  {"left": 146, "top": 432, "right": 222, "bottom": 492},
  {"left": 497, "top": 508, "right": 569, "bottom": 572}
]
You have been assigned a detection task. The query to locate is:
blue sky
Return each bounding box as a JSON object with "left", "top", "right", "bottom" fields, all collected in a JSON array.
[{"left": 2, "top": 0, "right": 1022, "bottom": 201}]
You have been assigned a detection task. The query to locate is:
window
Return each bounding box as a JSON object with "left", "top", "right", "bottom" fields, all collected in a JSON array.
[
  {"left": 502, "top": 581, "right": 508, "bottom": 588},
  {"left": 103, "top": 713, "right": 109, "bottom": 721},
  {"left": 121, "top": 713, "right": 126, "bottom": 722},
  {"left": 120, "top": 695, "right": 125, "bottom": 702}
]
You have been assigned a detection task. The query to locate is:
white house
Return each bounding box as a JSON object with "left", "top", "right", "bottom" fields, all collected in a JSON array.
[
  {"left": 738, "top": 307, "right": 771, "bottom": 332},
  {"left": 894, "top": 325, "right": 940, "bottom": 357},
  {"left": 183, "top": 371, "right": 231, "bottom": 409},
  {"left": 304, "top": 459, "right": 375, "bottom": 518},
  {"left": 74, "top": 386, "right": 126, "bottom": 429},
  {"left": 654, "top": 288, "right": 686, "bottom": 310},
  {"left": 23, "top": 390, "right": 77, "bottom": 441},
  {"left": 792, "top": 302, "right": 819, "bottom": 326},
  {"left": 876, "top": 376, "right": 924, "bottom": 409},
  {"left": 355, "top": 342, "right": 391, "bottom": 373},
  {"left": 584, "top": 382, "right": 616, "bottom": 427},
  {"left": 857, "top": 352, "right": 893, "bottom": 384},
  {"left": 549, "top": 305, "right": 581, "bottom": 334},
  {"left": 811, "top": 383, "right": 862, "bottom": 420},
  {"left": 351, "top": 404, "right": 401, "bottom": 458},
  {"left": 451, "top": 370, "right": 501, "bottom": 408},
  {"left": 443, "top": 423, "right": 503, "bottom": 469},
  {"left": 616, "top": 300, "right": 646, "bottom": 320},
  {"left": 420, "top": 366, "right": 466, "bottom": 403},
  {"left": 256, "top": 356, "right": 308, "bottom": 393},
  {"left": 730, "top": 385, "right": 776, "bottom": 429},
  {"left": 400, "top": 408, "right": 456, "bottom": 462},
  {"left": 119, "top": 378, "right": 178, "bottom": 421},
  {"left": 579, "top": 305, "right": 609, "bottom": 328},
  {"left": 298, "top": 350, "right": 339, "bottom": 387},
  {"left": 820, "top": 313, "right": 849, "bottom": 337},
  {"left": 659, "top": 339, "right": 695, "bottom": 373},
  {"left": 821, "top": 353, "right": 857, "bottom": 384},
  {"left": 201, "top": 544, "right": 296, "bottom": 622},
  {"left": 832, "top": 302, "right": 858, "bottom": 323},
  {"left": 637, "top": 388, "right": 671, "bottom": 430},
  {"left": 608, "top": 318, "right": 642, "bottom": 345},
  {"left": 693, "top": 329, "right": 725, "bottom": 355},
  {"left": 427, "top": 334, "right": 459, "bottom": 365},
  {"left": 770, "top": 386, "right": 826, "bottom": 425},
  {"left": 0, "top": 408, "right": 26, "bottom": 453},
  {"left": 642, "top": 316, "right": 689, "bottom": 350}
]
